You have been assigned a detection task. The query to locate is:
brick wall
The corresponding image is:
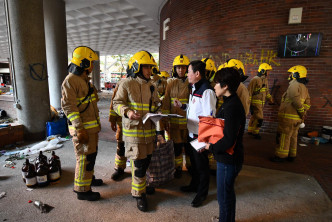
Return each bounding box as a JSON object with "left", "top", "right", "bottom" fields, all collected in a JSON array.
[{"left": 160, "top": 0, "right": 332, "bottom": 133}]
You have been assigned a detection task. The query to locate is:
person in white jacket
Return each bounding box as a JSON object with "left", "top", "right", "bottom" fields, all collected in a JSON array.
[{"left": 174, "top": 60, "right": 217, "bottom": 208}]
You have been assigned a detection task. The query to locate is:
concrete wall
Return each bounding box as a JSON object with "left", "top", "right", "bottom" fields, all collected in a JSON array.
[{"left": 160, "top": 0, "right": 332, "bottom": 133}]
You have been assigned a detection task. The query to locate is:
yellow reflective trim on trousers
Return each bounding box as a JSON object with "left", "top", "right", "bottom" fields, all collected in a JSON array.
[
  {"left": 74, "top": 178, "right": 92, "bottom": 186},
  {"left": 260, "top": 88, "right": 267, "bottom": 92},
  {"left": 278, "top": 113, "right": 301, "bottom": 120},
  {"left": 116, "top": 104, "right": 124, "bottom": 115},
  {"left": 123, "top": 129, "right": 156, "bottom": 137},
  {"left": 132, "top": 181, "right": 146, "bottom": 191},
  {"left": 68, "top": 112, "right": 80, "bottom": 121},
  {"left": 266, "top": 94, "right": 272, "bottom": 99},
  {"left": 79, "top": 154, "right": 85, "bottom": 181},
  {"left": 110, "top": 110, "right": 118, "bottom": 116},
  {"left": 115, "top": 159, "right": 126, "bottom": 164}
]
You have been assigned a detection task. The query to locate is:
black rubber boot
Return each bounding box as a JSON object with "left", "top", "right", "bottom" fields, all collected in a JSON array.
[
  {"left": 135, "top": 193, "right": 148, "bottom": 212},
  {"left": 91, "top": 175, "right": 103, "bottom": 186},
  {"left": 76, "top": 190, "right": 100, "bottom": 201},
  {"left": 253, "top": 134, "right": 261, "bottom": 140},
  {"left": 111, "top": 168, "right": 124, "bottom": 181},
  {"left": 287, "top": 157, "right": 296, "bottom": 162},
  {"left": 270, "top": 156, "right": 286, "bottom": 163}
]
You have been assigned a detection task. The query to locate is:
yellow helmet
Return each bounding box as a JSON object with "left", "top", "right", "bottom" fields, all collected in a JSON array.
[
  {"left": 258, "top": 63, "right": 272, "bottom": 76},
  {"left": 71, "top": 46, "right": 98, "bottom": 70},
  {"left": 172, "top": 54, "right": 190, "bottom": 77},
  {"left": 201, "top": 58, "right": 216, "bottom": 80},
  {"left": 225, "top": 59, "right": 248, "bottom": 81},
  {"left": 159, "top": 71, "right": 170, "bottom": 78},
  {"left": 217, "top": 63, "right": 226, "bottom": 71},
  {"left": 127, "top": 50, "right": 157, "bottom": 77},
  {"left": 288, "top": 65, "right": 307, "bottom": 78}
]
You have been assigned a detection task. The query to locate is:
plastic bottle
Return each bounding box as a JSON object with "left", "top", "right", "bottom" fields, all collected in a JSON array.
[
  {"left": 25, "top": 163, "right": 37, "bottom": 188},
  {"left": 36, "top": 163, "right": 49, "bottom": 187},
  {"left": 48, "top": 159, "right": 60, "bottom": 183},
  {"left": 49, "top": 151, "right": 61, "bottom": 175}
]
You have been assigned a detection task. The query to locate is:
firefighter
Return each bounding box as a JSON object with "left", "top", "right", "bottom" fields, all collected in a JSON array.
[
  {"left": 202, "top": 58, "right": 218, "bottom": 174},
  {"left": 162, "top": 54, "right": 190, "bottom": 178},
  {"left": 247, "top": 63, "right": 274, "bottom": 139},
  {"left": 224, "top": 59, "right": 250, "bottom": 116},
  {"left": 109, "top": 79, "right": 127, "bottom": 181},
  {"left": 151, "top": 66, "right": 168, "bottom": 100},
  {"left": 112, "top": 50, "right": 161, "bottom": 212},
  {"left": 271, "top": 65, "right": 310, "bottom": 162},
  {"left": 61, "top": 46, "right": 103, "bottom": 201}
]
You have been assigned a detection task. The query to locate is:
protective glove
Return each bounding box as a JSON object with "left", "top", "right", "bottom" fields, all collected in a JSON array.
[
  {"left": 76, "top": 128, "right": 89, "bottom": 144},
  {"left": 299, "top": 123, "right": 305, "bottom": 128}
]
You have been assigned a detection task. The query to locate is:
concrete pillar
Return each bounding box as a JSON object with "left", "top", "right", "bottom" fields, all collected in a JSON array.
[
  {"left": 92, "top": 51, "right": 101, "bottom": 91},
  {"left": 5, "top": 0, "right": 50, "bottom": 140},
  {"left": 44, "top": 0, "right": 68, "bottom": 109}
]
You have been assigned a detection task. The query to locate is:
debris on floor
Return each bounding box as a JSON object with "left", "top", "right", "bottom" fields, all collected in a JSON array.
[
  {"left": 0, "top": 192, "right": 6, "bottom": 199},
  {"left": 33, "top": 200, "right": 54, "bottom": 213}
]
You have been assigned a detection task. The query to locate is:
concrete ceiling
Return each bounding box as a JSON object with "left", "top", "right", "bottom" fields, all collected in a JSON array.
[{"left": 0, "top": 0, "right": 166, "bottom": 61}]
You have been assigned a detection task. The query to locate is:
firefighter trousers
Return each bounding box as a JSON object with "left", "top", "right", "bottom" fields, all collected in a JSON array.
[
  {"left": 113, "top": 125, "right": 127, "bottom": 170},
  {"left": 125, "top": 142, "right": 154, "bottom": 197},
  {"left": 248, "top": 105, "right": 263, "bottom": 135},
  {"left": 169, "top": 128, "right": 191, "bottom": 170},
  {"left": 73, "top": 133, "right": 98, "bottom": 192},
  {"left": 275, "top": 119, "right": 300, "bottom": 158}
]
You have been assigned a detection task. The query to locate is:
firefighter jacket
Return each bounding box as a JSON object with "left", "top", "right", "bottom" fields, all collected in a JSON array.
[
  {"left": 248, "top": 76, "right": 273, "bottom": 106},
  {"left": 278, "top": 79, "right": 310, "bottom": 122},
  {"left": 109, "top": 79, "right": 124, "bottom": 125},
  {"left": 112, "top": 77, "right": 161, "bottom": 143},
  {"left": 61, "top": 73, "right": 101, "bottom": 135},
  {"left": 151, "top": 74, "right": 167, "bottom": 98},
  {"left": 162, "top": 77, "right": 189, "bottom": 130},
  {"left": 237, "top": 82, "right": 250, "bottom": 116}
]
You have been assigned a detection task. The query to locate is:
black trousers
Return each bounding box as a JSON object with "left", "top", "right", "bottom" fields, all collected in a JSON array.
[{"left": 186, "top": 136, "right": 210, "bottom": 198}]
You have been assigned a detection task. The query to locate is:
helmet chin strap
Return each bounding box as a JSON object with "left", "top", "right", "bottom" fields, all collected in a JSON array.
[{"left": 137, "top": 73, "right": 150, "bottom": 82}]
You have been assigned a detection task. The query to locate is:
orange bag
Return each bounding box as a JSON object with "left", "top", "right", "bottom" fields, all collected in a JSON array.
[{"left": 198, "top": 116, "right": 235, "bottom": 155}]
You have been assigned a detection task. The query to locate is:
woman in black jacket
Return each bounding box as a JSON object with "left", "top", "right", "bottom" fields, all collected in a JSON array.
[{"left": 203, "top": 68, "right": 245, "bottom": 222}]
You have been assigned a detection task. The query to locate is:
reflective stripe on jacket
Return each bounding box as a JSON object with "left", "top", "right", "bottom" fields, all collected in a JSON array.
[
  {"left": 61, "top": 73, "right": 101, "bottom": 135},
  {"left": 112, "top": 77, "right": 161, "bottom": 143}
]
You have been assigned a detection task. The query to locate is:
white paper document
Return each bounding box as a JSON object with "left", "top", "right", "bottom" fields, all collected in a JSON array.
[
  {"left": 190, "top": 139, "right": 207, "bottom": 151},
  {"left": 142, "top": 113, "right": 184, "bottom": 124}
]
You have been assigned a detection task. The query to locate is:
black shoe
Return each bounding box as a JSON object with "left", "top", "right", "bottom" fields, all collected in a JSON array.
[
  {"left": 248, "top": 132, "right": 253, "bottom": 135},
  {"left": 76, "top": 190, "right": 100, "bottom": 201},
  {"left": 146, "top": 186, "right": 155, "bottom": 195},
  {"left": 91, "top": 175, "right": 103, "bottom": 186},
  {"left": 210, "top": 169, "right": 217, "bottom": 176},
  {"left": 287, "top": 157, "right": 296, "bottom": 162},
  {"left": 270, "top": 156, "right": 286, "bottom": 162},
  {"left": 186, "top": 166, "right": 193, "bottom": 175},
  {"left": 253, "top": 134, "right": 261, "bottom": 140},
  {"left": 174, "top": 167, "right": 182, "bottom": 178},
  {"left": 191, "top": 195, "right": 206, "bottom": 208},
  {"left": 180, "top": 185, "right": 197, "bottom": 193},
  {"left": 135, "top": 193, "right": 148, "bottom": 212},
  {"left": 111, "top": 168, "right": 124, "bottom": 181}
]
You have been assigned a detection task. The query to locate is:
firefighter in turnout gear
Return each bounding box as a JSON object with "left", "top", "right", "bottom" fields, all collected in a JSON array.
[
  {"left": 151, "top": 66, "right": 168, "bottom": 100},
  {"left": 247, "top": 63, "right": 274, "bottom": 139},
  {"left": 271, "top": 65, "right": 310, "bottom": 162},
  {"left": 224, "top": 59, "right": 250, "bottom": 116},
  {"left": 61, "top": 46, "right": 102, "bottom": 201},
  {"left": 162, "top": 54, "right": 190, "bottom": 178},
  {"left": 112, "top": 50, "right": 161, "bottom": 212},
  {"left": 109, "top": 79, "right": 127, "bottom": 181}
]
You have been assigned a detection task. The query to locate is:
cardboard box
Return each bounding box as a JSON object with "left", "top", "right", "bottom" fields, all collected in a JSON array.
[{"left": 0, "top": 124, "right": 24, "bottom": 148}]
